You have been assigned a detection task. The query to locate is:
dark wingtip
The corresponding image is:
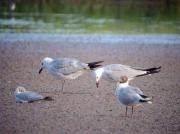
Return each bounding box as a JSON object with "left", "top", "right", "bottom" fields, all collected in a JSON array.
[
  {"left": 44, "top": 96, "right": 53, "bottom": 101},
  {"left": 89, "top": 64, "right": 102, "bottom": 70},
  {"left": 139, "top": 94, "right": 149, "bottom": 99},
  {"left": 139, "top": 99, "right": 152, "bottom": 104},
  {"left": 145, "top": 66, "right": 161, "bottom": 72},
  {"left": 136, "top": 67, "right": 161, "bottom": 77},
  {"left": 92, "top": 64, "right": 102, "bottom": 70},
  {"left": 94, "top": 61, "right": 104, "bottom": 64},
  {"left": 148, "top": 67, "right": 161, "bottom": 74},
  {"left": 87, "top": 60, "right": 104, "bottom": 70},
  {"left": 87, "top": 60, "right": 104, "bottom": 65}
]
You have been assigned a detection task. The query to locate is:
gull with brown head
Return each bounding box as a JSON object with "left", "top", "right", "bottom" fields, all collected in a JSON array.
[{"left": 116, "top": 76, "right": 152, "bottom": 117}]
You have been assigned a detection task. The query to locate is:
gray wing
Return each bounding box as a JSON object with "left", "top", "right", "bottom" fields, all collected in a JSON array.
[
  {"left": 16, "top": 91, "right": 44, "bottom": 102},
  {"left": 129, "top": 86, "right": 144, "bottom": 95},
  {"left": 104, "top": 64, "right": 146, "bottom": 80},
  {"left": 50, "top": 58, "right": 88, "bottom": 75}
]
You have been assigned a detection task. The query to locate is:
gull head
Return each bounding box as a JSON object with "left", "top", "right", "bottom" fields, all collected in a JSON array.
[
  {"left": 94, "top": 68, "right": 104, "bottom": 88},
  {"left": 39, "top": 57, "right": 53, "bottom": 74},
  {"left": 15, "top": 86, "right": 26, "bottom": 94},
  {"left": 118, "top": 76, "right": 129, "bottom": 87},
  {"left": 119, "top": 76, "right": 128, "bottom": 83}
]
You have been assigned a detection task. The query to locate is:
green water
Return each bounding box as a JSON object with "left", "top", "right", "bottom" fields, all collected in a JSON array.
[{"left": 0, "top": 0, "right": 180, "bottom": 34}]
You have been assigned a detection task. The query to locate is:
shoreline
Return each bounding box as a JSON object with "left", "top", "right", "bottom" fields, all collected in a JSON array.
[{"left": 1, "top": 33, "right": 180, "bottom": 45}]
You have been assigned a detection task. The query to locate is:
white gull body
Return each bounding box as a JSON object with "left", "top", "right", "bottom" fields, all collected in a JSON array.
[
  {"left": 94, "top": 64, "right": 161, "bottom": 87},
  {"left": 15, "top": 86, "right": 51, "bottom": 103},
  {"left": 39, "top": 57, "right": 103, "bottom": 91}
]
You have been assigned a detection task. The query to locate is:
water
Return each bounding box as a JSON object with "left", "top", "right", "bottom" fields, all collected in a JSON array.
[
  {"left": 1, "top": 33, "right": 180, "bottom": 45},
  {"left": 0, "top": 0, "right": 180, "bottom": 44}
]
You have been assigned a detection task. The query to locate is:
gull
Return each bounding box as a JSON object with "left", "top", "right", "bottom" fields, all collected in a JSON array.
[
  {"left": 94, "top": 64, "right": 161, "bottom": 88},
  {"left": 39, "top": 57, "right": 103, "bottom": 92},
  {"left": 15, "top": 86, "right": 53, "bottom": 103},
  {"left": 116, "top": 76, "right": 152, "bottom": 117}
]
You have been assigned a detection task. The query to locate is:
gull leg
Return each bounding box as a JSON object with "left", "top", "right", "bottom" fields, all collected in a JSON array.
[
  {"left": 126, "top": 106, "right": 128, "bottom": 117},
  {"left": 113, "top": 85, "right": 116, "bottom": 90},
  {"left": 61, "top": 80, "right": 65, "bottom": 92},
  {"left": 131, "top": 106, "right": 134, "bottom": 118}
]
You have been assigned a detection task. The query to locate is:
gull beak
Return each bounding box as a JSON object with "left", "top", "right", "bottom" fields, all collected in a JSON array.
[
  {"left": 39, "top": 67, "right": 43, "bottom": 74},
  {"left": 96, "top": 82, "right": 99, "bottom": 88}
]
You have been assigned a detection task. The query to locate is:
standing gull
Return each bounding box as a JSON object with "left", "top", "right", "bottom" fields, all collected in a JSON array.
[
  {"left": 39, "top": 57, "right": 103, "bottom": 92},
  {"left": 15, "top": 86, "right": 53, "bottom": 103},
  {"left": 116, "top": 76, "right": 152, "bottom": 117},
  {"left": 94, "top": 64, "right": 161, "bottom": 88}
]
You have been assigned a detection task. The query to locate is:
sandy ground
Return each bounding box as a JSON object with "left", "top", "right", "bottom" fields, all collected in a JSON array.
[{"left": 0, "top": 41, "right": 180, "bottom": 134}]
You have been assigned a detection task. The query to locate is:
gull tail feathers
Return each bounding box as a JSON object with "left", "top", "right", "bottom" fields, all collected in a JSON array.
[
  {"left": 139, "top": 94, "right": 151, "bottom": 100},
  {"left": 139, "top": 97, "right": 152, "bottom": 104},
  {"left": 87, "top": 61, "right": 104, "bottom": 70}
]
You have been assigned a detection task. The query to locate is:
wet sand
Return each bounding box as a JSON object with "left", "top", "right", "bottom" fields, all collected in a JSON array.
[{"left": 0, "top": 40, "right": 180, "bottom": 134}]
